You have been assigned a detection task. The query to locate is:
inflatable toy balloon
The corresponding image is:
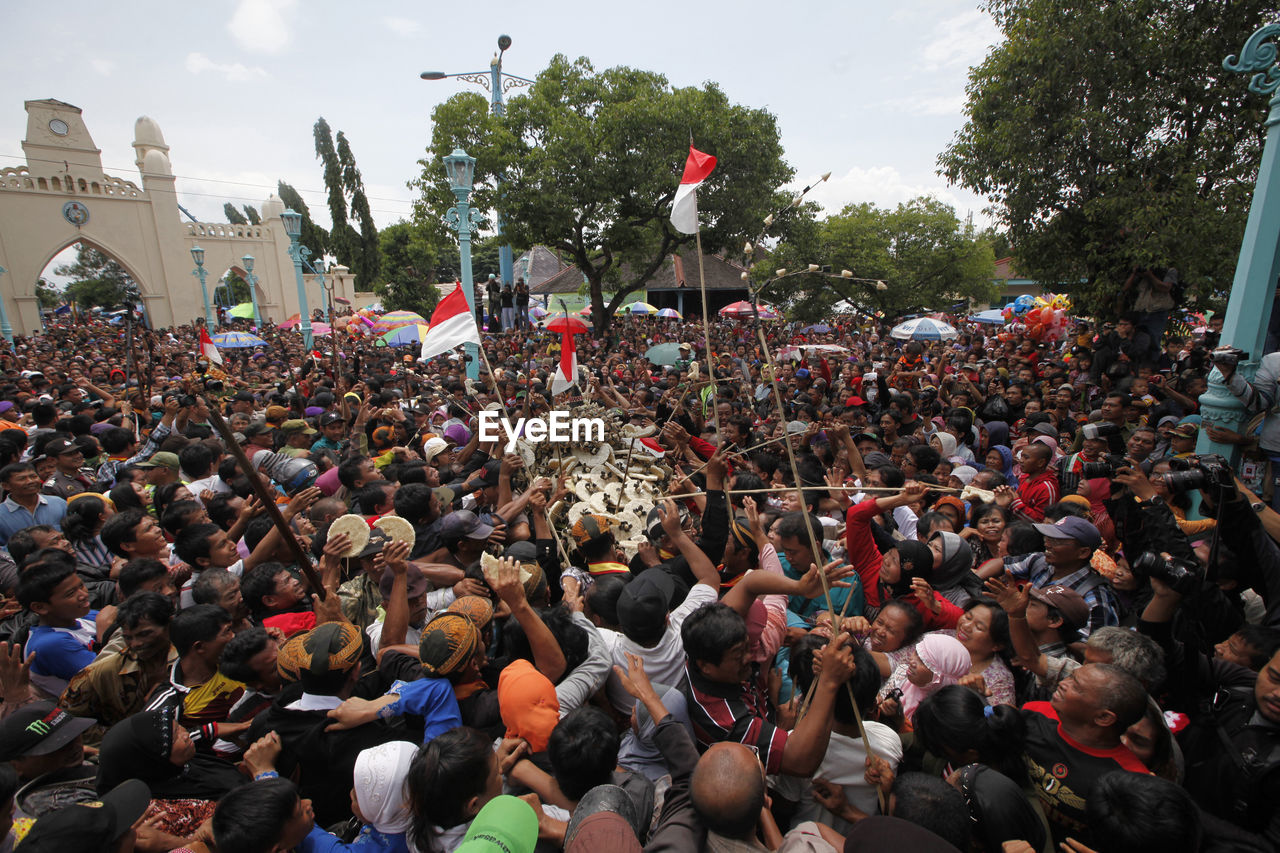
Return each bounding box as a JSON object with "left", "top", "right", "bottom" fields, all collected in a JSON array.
[
  {"left": 1002, "top": 306, "right": 1016, "bottom": 322},
  {"left": 1033, "top": 296, "right": 1049, "bottom": 309},
  {"left": 1013, "top": 294, "right": 1035, "bottom": 315},
  {"left": 1050, "top": 294, "right": 1072, "bottom": 312}
]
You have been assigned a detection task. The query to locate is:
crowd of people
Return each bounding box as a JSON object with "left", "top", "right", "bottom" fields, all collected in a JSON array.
[{"left": 0, "top": 294, "right": 1276, "bottom": 853}]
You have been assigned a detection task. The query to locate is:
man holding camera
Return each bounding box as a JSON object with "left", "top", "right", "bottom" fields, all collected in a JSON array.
[{"left": 1215, "top": 347, "right": 1280, "bottom": 508}]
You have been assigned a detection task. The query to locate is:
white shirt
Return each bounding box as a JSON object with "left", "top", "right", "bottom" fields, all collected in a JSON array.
[
  {"left": 185, "top": 474, "right": 232, "bottom": 504},
  {"left": 605, "top": 582, "right": 718, "bottom": 713},
  {"left": 772, "top": 722, "right": 903, "bottom": 835}
]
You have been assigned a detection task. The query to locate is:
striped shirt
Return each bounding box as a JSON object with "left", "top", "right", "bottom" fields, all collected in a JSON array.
[{"left": 680, "top": 663, "right": 788, "bottom": 775}]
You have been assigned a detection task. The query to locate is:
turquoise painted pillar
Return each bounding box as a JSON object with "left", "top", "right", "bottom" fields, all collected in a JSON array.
[{"left": 1197, "top": 22, "right": 1280, "bottom": 464}]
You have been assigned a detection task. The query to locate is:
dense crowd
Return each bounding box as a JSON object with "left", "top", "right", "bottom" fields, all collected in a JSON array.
[{"left": 0, "top": 294, "right": 1277, "bottom": 853}]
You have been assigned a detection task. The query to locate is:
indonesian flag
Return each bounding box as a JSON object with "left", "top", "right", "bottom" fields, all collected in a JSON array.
[
  {"left": 551, "top": 327, "right": 578, "bottom": 395},
  {"left": 420, "top": 284, "right": 481, "bottom": 362},
  {"left": 199, "top": 326, "right": 223, "bottom": 366},
  {"left": 669, "top": 144, "right": 717, "bottom": 235}
]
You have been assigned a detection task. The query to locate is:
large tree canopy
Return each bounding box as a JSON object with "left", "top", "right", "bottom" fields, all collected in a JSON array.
[
  {"left": 413, "top": 55, "right": 793, "bottom": 332},
  {"left": 56, "top": 245, "right": 133, "bottom": 309},
  {"left": 761, "top": 197, "right": 997, "bottom": 321},
  {"left": 939, "top": 0, "right": 1272, "bottom": 315}
]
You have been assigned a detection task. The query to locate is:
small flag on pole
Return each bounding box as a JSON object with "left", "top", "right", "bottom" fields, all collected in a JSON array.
[
  {"left": 551, "top": 326, "right": 579, "bottom": 395},
  {"left": 420, "top": 284, "right": 481, "bottom": 362},
  {"left": 199, "top": 326, "right": 223, "bottom": 365},
  {"left": 669, "top": 144, "right": 717, "bottom": 235}
]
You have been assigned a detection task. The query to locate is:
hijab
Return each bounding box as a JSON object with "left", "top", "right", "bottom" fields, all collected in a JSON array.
[
  {"left": 899, "top": 634, "right": 971, "bottom": 720},
  {"left": 955, "top": 764, "right": 1047, "bottom": 852},
  {"left": 991, "top": 445, "right": 1015, "bottom": 480},
  {"left": 929, "top": 531, "right": 975, "bottom": 591},
  {"left": 984, "top": 421, "right": 1010, "bottom": 450},
  {"left": 96, "top": 708, "right": 245, "bottom": 800},
  {"left": 932, "top": 432, "right": 958, "bottom": 461},
  {"left": 354, "top": 741, "right": 417, "bottom": 835},
  {"left": 886, "top": 539, "right": 935, "bottom": 599}
]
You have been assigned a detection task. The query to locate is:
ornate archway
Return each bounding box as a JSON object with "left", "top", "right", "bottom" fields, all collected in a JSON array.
[{"left": 0, "top": 99, "right": 357, "bottom": 336}]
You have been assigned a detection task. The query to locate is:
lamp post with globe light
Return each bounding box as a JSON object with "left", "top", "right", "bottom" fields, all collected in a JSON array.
[
  {"left": 443, "top": 148, "right": 482, "bottom": 379},
  {"left": 280, "top": 209, "right": 314, "bottom": 352},
  {"left": 421, "top": 34, "right": 533, "bottom": 290},
  {"left": 190, "top": 245, "right": 214, "bottom": 330}
]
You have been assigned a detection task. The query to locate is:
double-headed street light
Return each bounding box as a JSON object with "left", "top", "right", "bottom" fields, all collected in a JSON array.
[
  {"left": 190, "top": 245, "right": 213, "bottom": 330},
  {"left": 444, "top": 148, "right": 482, "bottom": 379},
  {"left": 421, "top": 34, "right": 534, "bottom": 289},
  {"left": 280, "top": 209, "right": 314, "bottom": 352}
]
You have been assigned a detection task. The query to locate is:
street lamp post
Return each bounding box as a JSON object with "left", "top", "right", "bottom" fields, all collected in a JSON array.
[
  {"left": 280, "top": 209, "right": 314, "bottom": 352},
  {"left": 241, "top": 254, "right": 261, "bottom": 328},
  {"left": 1197, "top": 22, "right": 1280, "bottom": 465},
  {"left": 190, "top": 245, "right": 214, "bottom": 330},
  {"left": 421, "top": 34, "right": 534, "bottom": 289},
  {"left": 0, "top": 265, "right": 11, "bottom": 344},
  {"left": 443, "top": 148, "right": 483, "bottom": 379}
]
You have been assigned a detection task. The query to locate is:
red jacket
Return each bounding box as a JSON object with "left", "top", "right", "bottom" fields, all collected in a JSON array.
[
  {"left": 845, "top": 499, "right": 886, "bottom": 609},
  {"left": 1012, "top": 470, "right": 1060, "bottom": 522}
]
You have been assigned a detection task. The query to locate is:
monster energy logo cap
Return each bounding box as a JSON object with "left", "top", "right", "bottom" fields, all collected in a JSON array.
[{"left": 0, "top": 700, "right": 96, "bottom": 761}]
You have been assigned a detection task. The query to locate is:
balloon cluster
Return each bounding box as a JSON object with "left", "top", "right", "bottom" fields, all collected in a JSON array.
[{"left": 1001, "top": 294, "right": 1072, "bottom": 342}]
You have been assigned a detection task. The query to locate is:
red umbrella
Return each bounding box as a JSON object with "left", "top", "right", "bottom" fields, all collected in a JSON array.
[
  {"left": 719, "top": 300, "right": 780, "bottom": 319},
  {"left": 546, "top": 316, "right": 590, "bottom": 334}
]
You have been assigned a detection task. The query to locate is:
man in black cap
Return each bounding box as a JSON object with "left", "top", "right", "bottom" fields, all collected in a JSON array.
[
  {"left": 312, "top": 412, "right": 347, "bottom": 454},
  {"left": 17, "top": 777, "right": 150, "bottom": 853},
  {"left": 230, "top": 390, "right": 257, "bottom": 416},
  {"left": 241, "top": 422, "right": 275, "bottom": 453},
  {"left": 0, "top": 702, "right": 97, "bottom": 819},
  {"left": 39, "top": 438, "right": 95, "bottom": 500}
]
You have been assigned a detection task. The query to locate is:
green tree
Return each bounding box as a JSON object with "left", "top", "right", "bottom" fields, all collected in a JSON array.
[
  {"left": 56, "top": 245, "right": 132, "bottom": 309},
  {"left": 762, "top": 197, "right": 997, "bottom": 321},
  {"left": 277, "top": 181, "right": 329, "bottom": 256},
  {"left": 315, "top": 118, "right": 356, "bottom": 267},
  {"left": 223, "top": 203, "right": 248, "bottom": 225},
  {"left": 939, "top": 0, "right": 1272, "bottom": 315},
  {"left": 243, "top": 205, "right": 261, "bottom": 225},
  {"left": 35, "top": 279, "right": 61, "bottom": 311},
  {"left": 414, "top": 55, "right": 792, "bottom": 333},
  {"left": 337, "top": 130, "right": 381, "bottom": 289},
  {"left": 375, "top": 222, "right": 441, "bottom": 317},
  {"left": 219, "top": 270, "right": 250, "bottom": 305}
]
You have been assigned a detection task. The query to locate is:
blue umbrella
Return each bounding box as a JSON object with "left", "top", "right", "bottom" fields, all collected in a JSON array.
[
  {"left": 211, "top": 332, "right": 268, "bottom": 348},
  {"left": 971, "top": 308, "right": 1007, "bottom": 325},
  {"left": 645, "top": 343, "right": 684, "bottom": 366},
  {"left": 802, "top": 323, "right": 833, "bottom": 333}
]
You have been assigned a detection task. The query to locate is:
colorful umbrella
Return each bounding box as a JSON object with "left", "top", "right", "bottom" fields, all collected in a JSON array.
[
  {"left": 228, "top": 302, "right": 256, "bottom": 319},
  {"left": 575, "top": 305, "right": 593, "bottom": 316},
  {"left": 279, "top": 313, "right": 302, "bottom": 329},
  {"left": 528, "top": 305, "right": 549, "bottom": 320},
  {"left": 310, "top": 322, "right": 332, "bottom": 337},
  {"left": 657, "top": 308, "right": 682, "bottom": 319},
  {"left": 373, "top": 310, "right": 426, "bottom": 333},
  {"left": 379, "top": 323, "right": 431, "bottom": 346},
  {"left": 801, "top": 323, "right": 832, "bottom": 333},
  {"left": 546, "top": 316, "right": 590, "bottom": 334},
  {"left": 645, "top": 343, "right": 684, "bottom": 366},
  {"left": 211, "top": 332, "right": 267, "bottom": 348},
  {"left": 719, "top": 300, "right": 780, "bottom": 320},
  {"left": 889, "top": 317, "right": 959, "bottom": 341},
  {"left": 625, "top": 301, "right": 659, "bottom": 315}
]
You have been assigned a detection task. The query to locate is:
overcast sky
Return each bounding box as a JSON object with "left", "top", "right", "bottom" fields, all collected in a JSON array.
[{"left": 2, "top": 0, "right": 1002, "bottom": 277}]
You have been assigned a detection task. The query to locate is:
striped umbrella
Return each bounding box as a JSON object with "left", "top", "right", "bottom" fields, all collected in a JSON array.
[
  {"left": 528, "top": 305, "right": 549, "bottom": 320},
  {"left": 379, "top": 323, "right": 431, "bottom": 346},
  {"left": 657, "top": 308, "right": 682, "bottom": 319},
  {"left": 625, "top": 301, "right": 659, "bottom": 315},
  {"left": 211, "top": 332, "right": 267, "bottom": 348},
  {"left": 373, "top": 310, "right": 426, "bottom": 333},
  {"left": 889, "top": 317, "right": 959, "bottom": 341}
]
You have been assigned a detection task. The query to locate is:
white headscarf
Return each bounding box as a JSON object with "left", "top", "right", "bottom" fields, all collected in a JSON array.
[{"left": 354, "top": 740, "right": 417, "bottom": 835}]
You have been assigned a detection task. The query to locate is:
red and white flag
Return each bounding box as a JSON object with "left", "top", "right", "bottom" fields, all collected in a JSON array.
[
  {"left": 551, "top": 326, "right": 578, "bottom": 395},
  {"left": 669, "top": 144, "right": 717, "bottom": 235},
  {"left": 199, "top": 326, "right": 223, "bottom": 366},
  {"left": 420, "top": 284, "right": 481, "bottom": 362}
]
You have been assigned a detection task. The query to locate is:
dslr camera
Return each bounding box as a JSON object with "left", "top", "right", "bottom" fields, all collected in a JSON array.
[
  {"left": 1130, "top": 551, "right": 1204, "bottom": 596},
  {"left": 1081, "top": 454, "right": 1128, "bottom": 479},
  {"left": 1081, "top": 421, "right": 1122, "bottom": 441},
  {"left": 1155, "top": 453, "right": 1234, "bottom": 496}
]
